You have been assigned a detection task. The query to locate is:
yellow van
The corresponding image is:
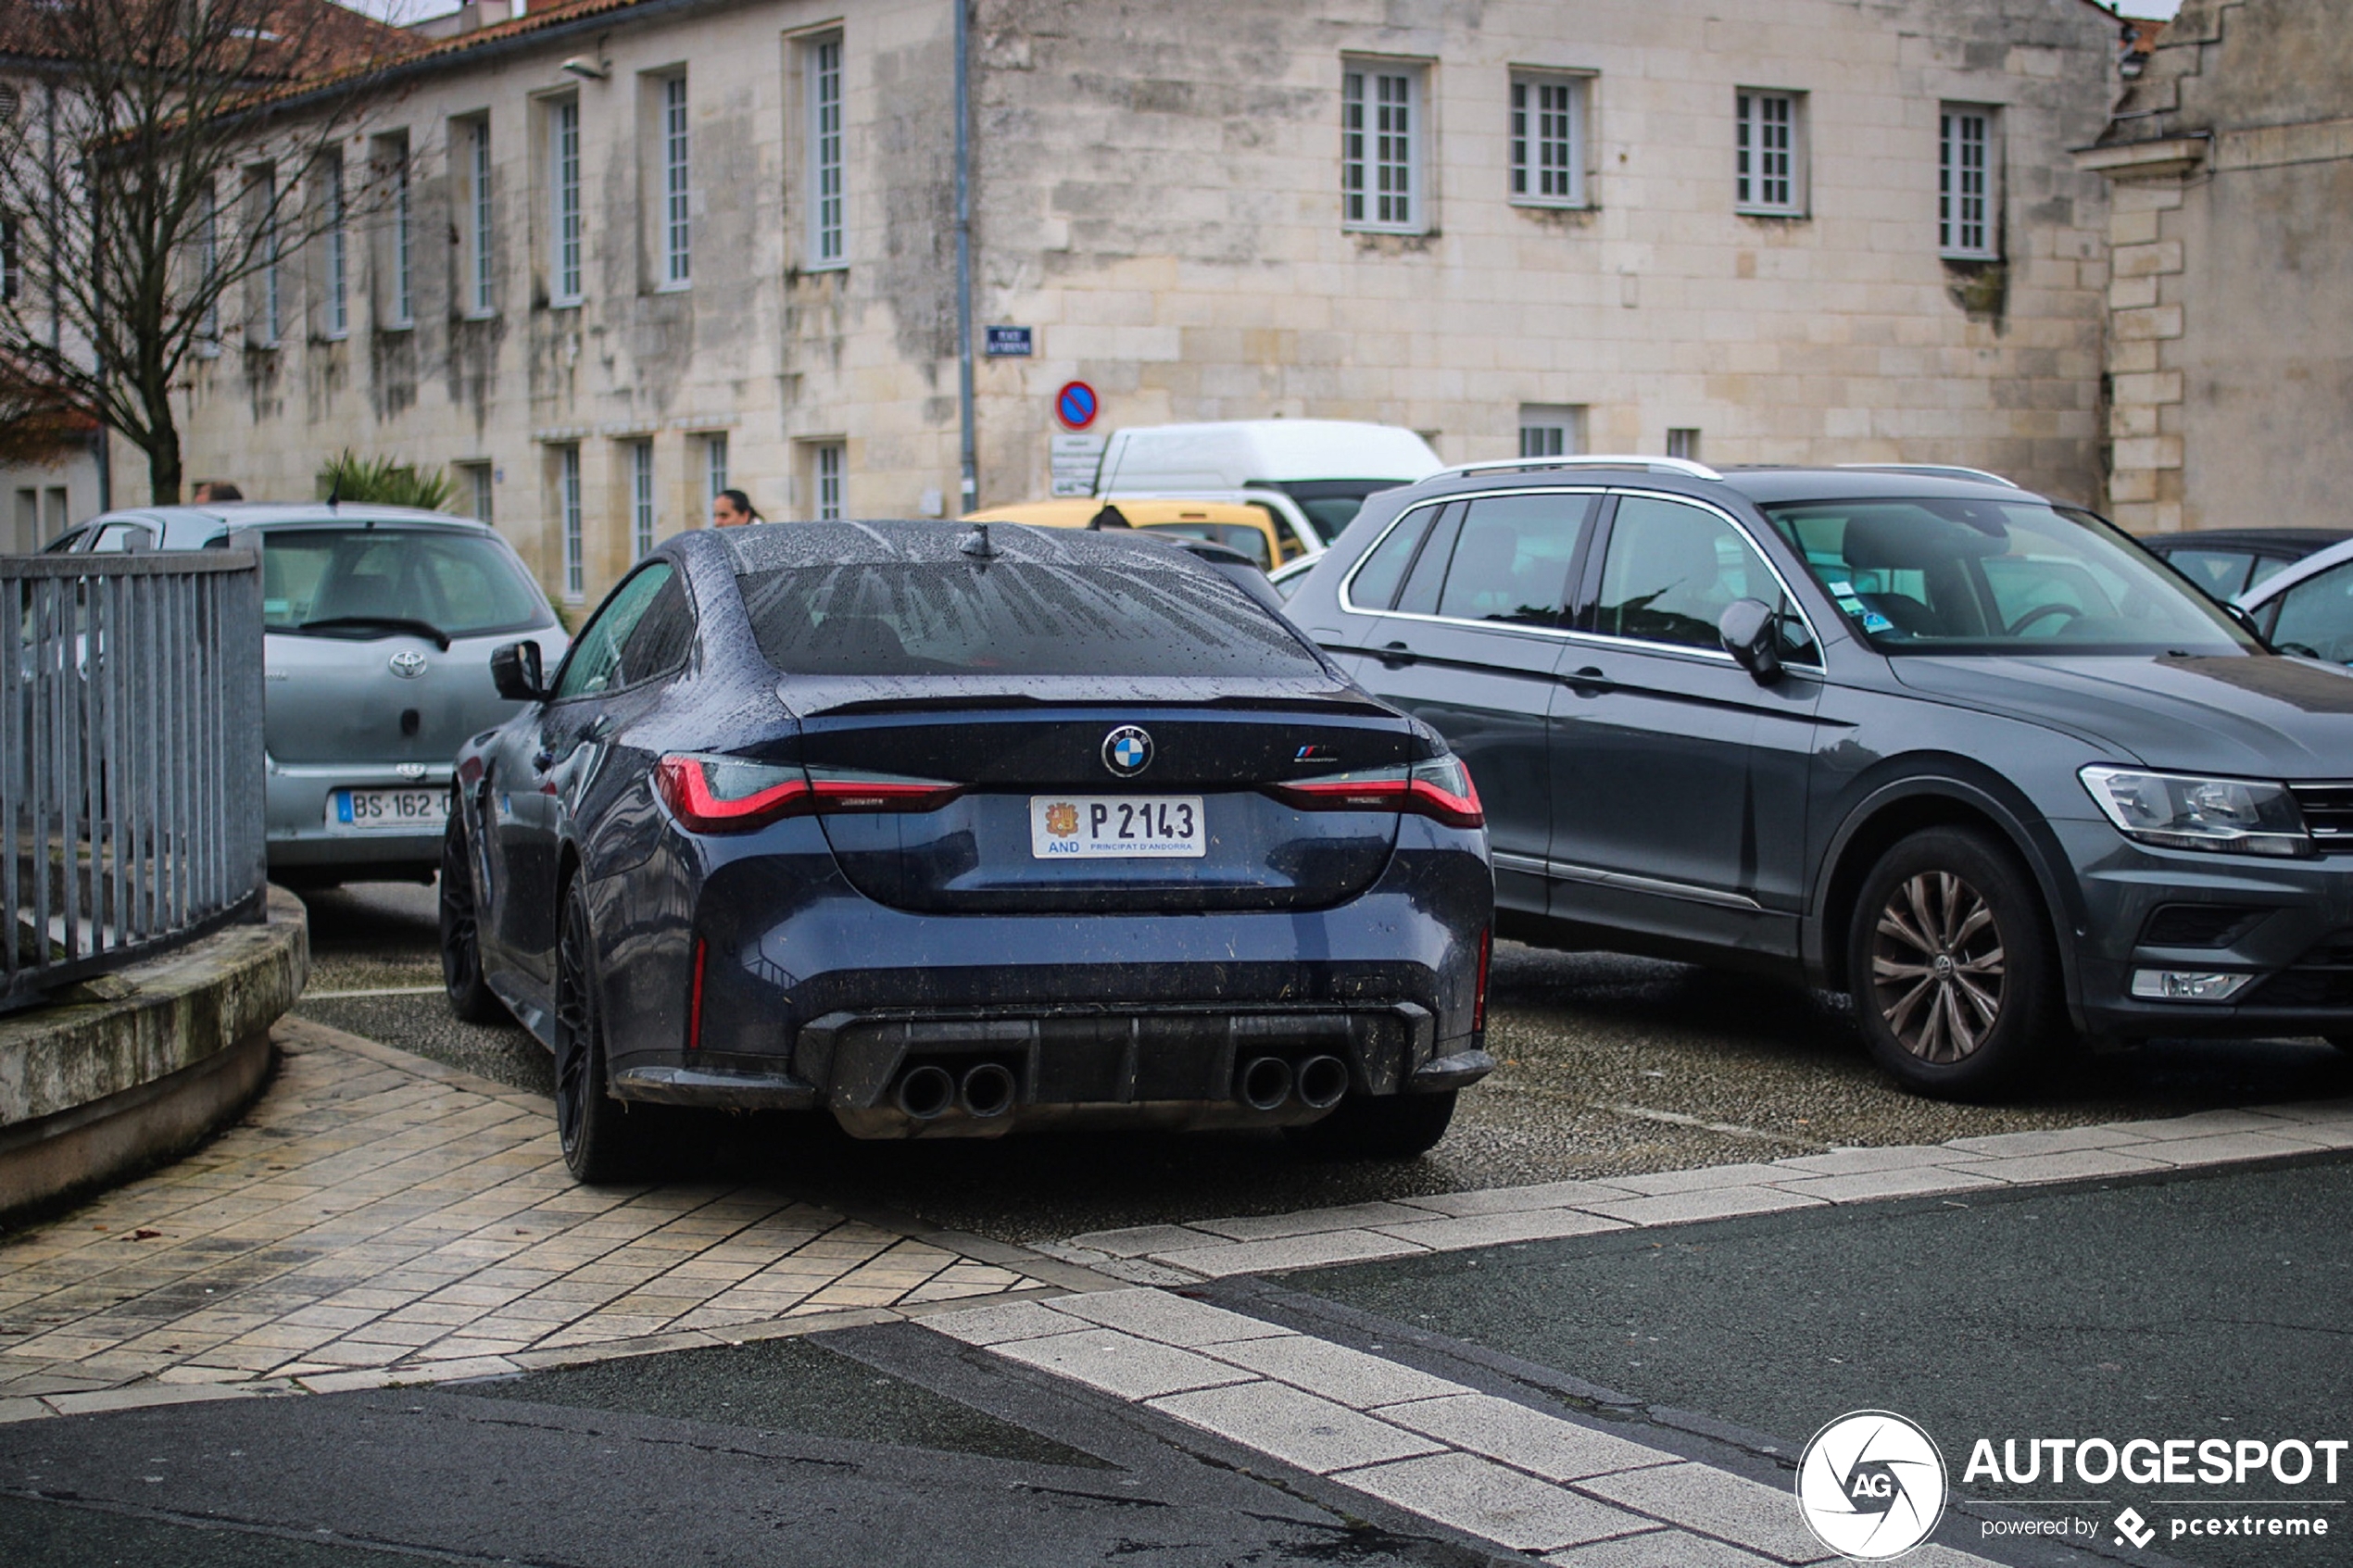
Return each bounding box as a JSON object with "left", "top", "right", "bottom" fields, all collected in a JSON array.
[{"left": 960, "top": 497, "right": 1301, "bottom": 570}]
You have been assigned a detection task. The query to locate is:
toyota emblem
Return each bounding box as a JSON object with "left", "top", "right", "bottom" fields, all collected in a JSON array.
[
  {"left": 1102, "top": 725, "right": 1153, "bottom": 777},
  {"left": 396, "top": 763, "right": 429, "bottom": 782},
  {"left": 388, "top": 650, "right": 429, "bottom": 680}
]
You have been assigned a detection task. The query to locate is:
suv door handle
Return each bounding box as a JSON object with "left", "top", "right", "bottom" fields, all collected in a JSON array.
[
  {"left": 1378, "top": 641, "right": 1417, "bottom": 668},
  {"left": 1564, "top": 665, "right": 1610, "bottom": 695}
]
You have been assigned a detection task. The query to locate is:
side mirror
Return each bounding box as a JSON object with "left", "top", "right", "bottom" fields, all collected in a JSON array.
[
  {"left": 490, "top": 639, "right": 547, "bottom": 702},
  {"left": 1718, "top": 598, "right": 1784, "bottom": 684}
]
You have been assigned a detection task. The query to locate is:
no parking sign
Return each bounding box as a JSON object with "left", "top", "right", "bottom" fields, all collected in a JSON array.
[{"left": 1054, "top": 381, "right": 1099, "bottom": 432}]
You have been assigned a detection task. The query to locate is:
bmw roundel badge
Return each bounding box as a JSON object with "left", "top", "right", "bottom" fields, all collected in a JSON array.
[{"left": 1102, "top": 725, "right": 1153, "bottom": 778}]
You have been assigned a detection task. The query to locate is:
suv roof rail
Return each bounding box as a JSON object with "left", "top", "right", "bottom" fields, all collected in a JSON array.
[
  {"left": 1835, "top": 462, "right": 2022, "bottom": 489},
  {"left": 1429, "top": 454, "right": 1726, "bottom": 483}
]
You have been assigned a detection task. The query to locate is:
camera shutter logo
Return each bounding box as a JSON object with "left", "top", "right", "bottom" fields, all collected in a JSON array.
[
  {"left": 1795, "top": 1411, "right": 1948, "bottom": 1560},
  {"left": 1102, "top": 725, "right": 1152, "bottom": 778}
]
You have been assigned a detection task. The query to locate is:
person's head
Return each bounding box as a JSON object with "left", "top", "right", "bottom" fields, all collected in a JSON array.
[
  {"left": 711, "top": 488, "right": 760, "bottom": 528},
  {"left": 192, "top": 481, "right": 243, "bottom": 503}
]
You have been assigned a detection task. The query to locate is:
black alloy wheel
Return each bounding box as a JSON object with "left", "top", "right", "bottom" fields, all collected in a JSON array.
[
  {"left": 1848, "top": 826, "right": 2059, "bottom": 1098},
  {"left": 1286, "top": 1089, "right": 1457, "bottom": 1159},
  {"left": 553, "top": 883, "right": 643, "bottom": 1183},
  {"left": 438, "top": 814, "right": 507, "bottom": 1025}
]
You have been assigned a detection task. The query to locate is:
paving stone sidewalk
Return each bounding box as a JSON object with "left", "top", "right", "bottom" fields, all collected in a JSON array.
[
  {"left": 0, "top": 1018, "right": 1045, "bottom": 1419},
  {"left": 927, "top": 1287, "right": 1999, "bottom": 1567},
  {"left": 1043, "top": 1099, "right": 2353, "bottom": 1280}
]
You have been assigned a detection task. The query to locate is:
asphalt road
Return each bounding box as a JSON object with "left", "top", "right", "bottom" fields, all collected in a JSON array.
[
  {"left": 0, "top": 1319, "right": 1489, "bottom": 1568},
  {"left": 1275, "top": 1155, "right": 2353, "bottom": 1568},
  {"left": 294, "top": 880, "right": 2353, "bottom": 1244}
]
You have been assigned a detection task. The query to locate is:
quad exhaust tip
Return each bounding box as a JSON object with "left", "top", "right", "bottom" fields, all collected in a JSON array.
[
  {"left": 1237, "top": 1055, "right": 1294, "bottom": 1111},
  {"left": 896, "top": 1063, "right": 957, "bottom": 1120},
  {"left": 1295, "top": 1054, "right": 1350, "bottom": 1110},
  {"left": 960, "top": 1061, "right": 1017, "bottom": 1119}
]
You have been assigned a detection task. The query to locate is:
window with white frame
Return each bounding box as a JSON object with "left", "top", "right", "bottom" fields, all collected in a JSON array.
[
  {"left": 248, "top": 164, "right": 280, "bottom": 346},
  {"left": 704, "top": 432, "right": 728, "bottom": 509},
  {"left": 460, "top": 460, "right": 493, "bottom": 524},
  {"left": 549, "top": 96, "right": 583, "bottom": 305},
  {"left": 1342, "top": 63, "right": 1423, "bottom": 232},
  {"left": 1734, "top": 90, "right": 1804, "bottom": 215},
  {"left": 806, "top": 36, "right": 844, "bottom": 269},
  {"left": 1509, "top": 74, "right": 1586, "bottom": 208},
  {"left": 811, "top": 441, "right": 844, "bottom": 521},
  {"left": 1939, "top": 104, "right": 1999, "bottom": 259},
  {"left": 1518, "top": 404, "right": 1585, "bottom": 458},
  {"left": 631, "top": 440, "right": 656, "bottom": 557},
  {"left": 559, "top": 444, "right": 584, "bottom": 601},
  {"left": 195, "top": 180, "right": 220, "bottom": 352},
  {"left": 466, "top": 117, "right": 495, "bottom": 314},
  {"left": 375, "top": 134, "right": 414, "bottom": 327},
  {"left": 660, "top": 74, "right": 690, "bottom": 286},
  {"left": 320, "top": 153, "right": 348, "bottom": 338}
]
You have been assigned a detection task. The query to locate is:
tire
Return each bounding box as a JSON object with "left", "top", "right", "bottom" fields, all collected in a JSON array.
[
  {"left": 438, "top": 815, "right": 508, "bottom": 1025},
  {"left": 1847, "top": 826, "right": 2060, "bottom": 1098},
  {"left": 553, "top": 882, "right": 647, "bottom": 1184},
  {"left": 1286, "top": 1090, "right": 1457, "bottom": 1159}
]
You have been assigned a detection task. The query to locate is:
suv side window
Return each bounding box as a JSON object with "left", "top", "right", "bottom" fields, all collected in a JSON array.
[
  {"left": 1394, "top": 503, "right": 1466, "bottom": 617},
  {"left": 1595, "top": 495, "right": 1815, "bottom": 661},
  {"left": 1346, "top": 505, "right": 1440, "bottom": 611},
  {"left": 1433, "top": 494, "right": 1592, "bottom": 626},
  {"left": 555, "top": 563, "right": 673, "bottom": 700}
]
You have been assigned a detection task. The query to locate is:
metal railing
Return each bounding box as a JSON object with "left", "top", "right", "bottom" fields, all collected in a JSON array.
[{"left": 4, "top": 549, "right": 267, "bottom": 1011}]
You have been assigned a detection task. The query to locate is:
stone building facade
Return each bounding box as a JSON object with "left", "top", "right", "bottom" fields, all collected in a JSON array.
[
  {"left": 2080, "top": 0, "right": 2353, "bottom": 536},
  {"left": 167, "top": 0, "right": 2119, "bottom": 606}
]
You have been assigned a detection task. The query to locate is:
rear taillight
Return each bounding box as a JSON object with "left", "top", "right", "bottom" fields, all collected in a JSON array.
[
  {"left": 655, "top": 754, "right": 963, "bottom": 834},
  {"left": 1266, "top": 755, "right": 1484, "bottom": 829}
]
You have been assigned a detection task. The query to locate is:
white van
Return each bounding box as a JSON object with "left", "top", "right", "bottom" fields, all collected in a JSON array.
[{"left": 1095, "top": 420, "right": 1441, "bottom": 546}]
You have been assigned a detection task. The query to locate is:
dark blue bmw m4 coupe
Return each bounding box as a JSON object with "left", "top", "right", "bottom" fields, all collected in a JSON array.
[{"left": 440, "top": 521, "right": 1494, "bottom": 1182}]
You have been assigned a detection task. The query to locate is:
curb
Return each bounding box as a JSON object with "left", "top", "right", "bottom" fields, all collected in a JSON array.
[{"left": 0, "top": 886, "right": 308, "bottom": 1223}]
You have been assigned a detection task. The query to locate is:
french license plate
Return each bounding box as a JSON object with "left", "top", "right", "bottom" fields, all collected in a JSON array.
[
  {"left": 1030, "top": 796, "right": 1205, "bottom": 859},
  {"left": 333, "top": 787, "right": 447, "bottom": 831}
]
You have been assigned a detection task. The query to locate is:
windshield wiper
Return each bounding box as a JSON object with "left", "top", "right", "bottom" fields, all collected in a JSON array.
[{"left": 292, "top": 616, "right": 453, "bottom": 650}]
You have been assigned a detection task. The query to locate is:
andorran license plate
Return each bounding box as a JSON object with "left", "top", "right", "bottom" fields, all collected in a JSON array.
[
  {"left": 333, "top": 787, "right": 448, "bottom": 832},
  {"left": 1030, "top": 796, "right": 1205, "bottom": 859}
]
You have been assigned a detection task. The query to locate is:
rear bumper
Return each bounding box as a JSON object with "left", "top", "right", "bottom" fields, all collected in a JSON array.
[
  {"left": 264, "top": 759, "right": 449, "bottom": 876},
  {"left": 595, "top": 815, "right": 1493, "bottom": 1136}
]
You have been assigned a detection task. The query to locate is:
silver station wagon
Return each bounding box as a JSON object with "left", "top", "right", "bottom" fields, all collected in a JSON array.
[{"left": 50, "top": 504, "right": 567, "bottom": 884}]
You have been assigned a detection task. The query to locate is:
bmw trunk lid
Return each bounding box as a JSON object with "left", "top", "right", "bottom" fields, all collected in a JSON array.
[{"left": 793, "top": 697, "right": 1424, "bottom": 913}]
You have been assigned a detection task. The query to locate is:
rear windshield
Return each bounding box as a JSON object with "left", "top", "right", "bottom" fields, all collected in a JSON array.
[
  {"left": 262, "top": 528, "right": 553, "bottom": 640},
  {"left": 739, "top": 560, "right": 1324, "bottom": 678}
]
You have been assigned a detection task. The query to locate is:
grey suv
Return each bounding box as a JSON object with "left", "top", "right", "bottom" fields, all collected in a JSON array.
[{"left": 1288, "top": 457, "right": 2353, "bottom": 1096}]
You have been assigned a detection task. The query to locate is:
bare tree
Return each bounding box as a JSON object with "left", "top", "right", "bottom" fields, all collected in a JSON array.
[{"left": 0, "top": 0, "right": 411, "bottom": 504}]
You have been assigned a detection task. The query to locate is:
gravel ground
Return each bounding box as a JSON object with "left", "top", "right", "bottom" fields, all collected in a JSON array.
[{"left": 288, "top": 881, "right": 2353, "bottom": 1244}]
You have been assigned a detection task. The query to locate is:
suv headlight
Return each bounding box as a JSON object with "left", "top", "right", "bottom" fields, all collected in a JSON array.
[{"left": 2079, "top": 766, "right": 2312, "bottom": 858}]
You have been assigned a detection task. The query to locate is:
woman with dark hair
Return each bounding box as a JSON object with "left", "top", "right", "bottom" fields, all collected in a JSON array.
[{"left": 711, "top": 489, "right": 762, "bottom": 528}]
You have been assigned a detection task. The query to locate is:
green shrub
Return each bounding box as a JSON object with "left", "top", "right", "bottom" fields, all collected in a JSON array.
[{"left": 316, "top": 450, "right": 457, "bottom": 511}]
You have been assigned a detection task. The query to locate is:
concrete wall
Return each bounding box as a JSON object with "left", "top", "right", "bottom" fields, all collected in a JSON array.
[
  {"left": 169, "top": 0, "right": 2115, "bottom": 609},
  {"left": 2083, "top": 0, "right": 2353, "bottom": 533},
  {"left": 967, "top": 0, "right": 2115, "bottom": 508}
]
